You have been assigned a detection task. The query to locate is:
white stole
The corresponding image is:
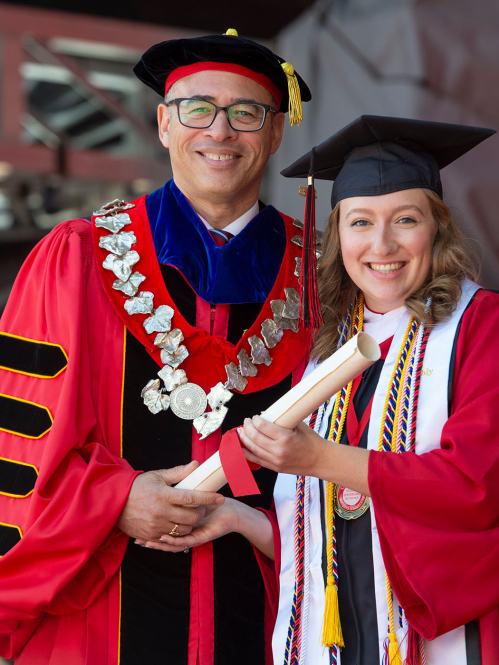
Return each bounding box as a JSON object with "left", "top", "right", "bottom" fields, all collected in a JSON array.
[{"left": 273, "top": 279, "right": 480, "bottom": 665}]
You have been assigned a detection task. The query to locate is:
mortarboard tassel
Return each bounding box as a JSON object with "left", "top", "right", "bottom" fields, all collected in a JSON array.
[
  {"left": 281, "top": 62, "right": 303, "bottom": 126},
  {"left": 224, "top": 28, "right": 238, "bottom": 36},
  {"left": 299, "top": 147, "right": 324, "bottom": 330},
  {"left": 405, "top": 626, "right": 422, "bottom": 665}
]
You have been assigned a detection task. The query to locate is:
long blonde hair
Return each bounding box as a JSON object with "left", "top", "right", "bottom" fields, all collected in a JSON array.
[{"left": 312, "top": 188, "right": 479, "bottom": 363}]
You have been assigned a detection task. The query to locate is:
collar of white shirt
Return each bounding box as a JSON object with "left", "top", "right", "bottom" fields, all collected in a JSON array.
[
  {"left": 363, "top": 303, "right": 407, "bottom": 345},
  {"left": 198, "top": 200, "right": 260, "bottom": 237}
]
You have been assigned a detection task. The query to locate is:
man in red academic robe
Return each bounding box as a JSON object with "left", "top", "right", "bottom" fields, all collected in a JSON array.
[{"left": 0, "top": 31, "right": 312, "bottom": 665}]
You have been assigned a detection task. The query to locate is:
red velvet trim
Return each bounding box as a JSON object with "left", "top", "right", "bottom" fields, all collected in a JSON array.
[
  {"left": 165, "top": 62, "right": 283, "bottom": 107},
  {"left": 188, "top": 547, "right": 200, "bottom": 665},
  {"left": 252, "top": 505, "right": 280, "bottom": 665},
  {"left": 196, "top": 295, "right": 230, "bottom": 338},
  {"left": 92, "top": 196, "right": 310, "bottom": 397},
  {"left": 196, "top": 296, "right": 212, "bottom": 334},
  {"left": 198, "top": 542, "right": 215, "bottom": 665},
  {"left": 212, "top": 303, "right": 230, "bottom": 338}
]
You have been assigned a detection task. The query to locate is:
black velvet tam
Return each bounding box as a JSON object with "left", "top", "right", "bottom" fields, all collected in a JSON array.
[
  {"left": 133, "top": 33, "right": 311, "bottom": 112},
  {"left": 281, "top": 115, "right": 495, "bottom": 206}
]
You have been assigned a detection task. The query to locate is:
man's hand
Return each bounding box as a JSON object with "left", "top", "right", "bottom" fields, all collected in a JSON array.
[{"left": 117, "top": 462, "right": 225, "bottom": 543}]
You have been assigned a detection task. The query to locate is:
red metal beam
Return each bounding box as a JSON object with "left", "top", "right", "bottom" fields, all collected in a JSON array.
[
  {"left": 0, "top": 139, "right": 171, "bottom": 182},
  {"left": 27, "top": 38, "right": 160, "bottom": 146},
  {"left": 0, "top": 2, "right": 196, "bottom": 49}
]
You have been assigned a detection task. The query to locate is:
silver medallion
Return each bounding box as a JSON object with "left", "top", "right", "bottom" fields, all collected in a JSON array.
[
  {"left": 124, "top": 291, "right": 154, "bottom": 315},
  {"left": 143, "top": 304, "right": 174, "bottom": 334},
  {"left": 193, "top": 405, "right": 228, "bottom": 439},
  {"left": 95, "top": 212, "right": 132, "bottom": 234},
  {"left": 248, "top": 336, "right": 272, "bottom": 366},
  {"left": 225, "top": 362, "right": 248, "bottom": 392},
  {"left": 113, "top": 271, "right": 146, "bottom": 297},
  {"left": 161, "top": 344, "right": 189, "bottom": 368},
  {"left": 158, "top": 365, "right": 188, "bottom": 392},
  {"left": 261, "top": 319, "right": 283, "bottom": 348},
  {"left": 103, "top": 250, "right": 140, "bottom": 282},
  {"left": 237, "top": 349, "right": 258, "bottom": 377},
  {"left": 170, "top": 383, "right": 208, "bottom": 420},
  {"left": 154, "top": 328, "right": 184, "bottom": 353},
  {"left": 99, "top": 231, "right": 136, "bottom": 256}
]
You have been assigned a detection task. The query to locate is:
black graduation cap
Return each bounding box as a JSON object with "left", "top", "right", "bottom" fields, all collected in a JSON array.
[
  {"left": 133, "top": 30, "right": 311, "bottom": 125},
  {"left": 282, "top": 115, "right": 495, "bottom": 331},
  {"left": 281, "top": 115, "right": 496, "bottom": 206}
]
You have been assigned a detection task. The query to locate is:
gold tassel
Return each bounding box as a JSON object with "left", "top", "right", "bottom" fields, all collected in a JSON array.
[
  {"left": 281, "top": 62, "right": 303, "bottom": 126},
  {"left": 321, "top": 577, "right": 344, "bottom": 649},
  {"left": 388, "top": 631, "right": 403, "bottom": 665},
  {"left": 224, "top": 28, "right": 238, "bottom": 36}
]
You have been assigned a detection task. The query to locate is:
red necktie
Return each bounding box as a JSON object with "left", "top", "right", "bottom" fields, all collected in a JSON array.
[{"left": 209, "top": 229, "right": 233, "bottom": 246}]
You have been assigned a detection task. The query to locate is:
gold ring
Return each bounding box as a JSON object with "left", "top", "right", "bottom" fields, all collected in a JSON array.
[{"left": 169, "top": 524, "right": 180, "bottom": 537}]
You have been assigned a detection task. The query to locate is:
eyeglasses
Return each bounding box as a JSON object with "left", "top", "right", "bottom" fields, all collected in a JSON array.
[{"left": 167, "top": 98, "right": 276, "bottom": 132}]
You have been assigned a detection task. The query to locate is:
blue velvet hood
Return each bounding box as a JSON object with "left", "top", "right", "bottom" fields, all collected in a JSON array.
[{"left": 146, "top": 180, "right": 286, "bottom": 305}]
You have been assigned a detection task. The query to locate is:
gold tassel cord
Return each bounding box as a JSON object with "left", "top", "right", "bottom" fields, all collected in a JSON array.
[
  {"left": 281, "top": 62, "right": 303, "bottom": 126},
  {"left": 322, "top": 576, "right": 344, "bottom": 648},
  {"left": 321, "top": 296, "right": 363, "bottom": 649}
]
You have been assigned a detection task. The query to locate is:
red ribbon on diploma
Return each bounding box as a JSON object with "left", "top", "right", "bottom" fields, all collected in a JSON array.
[{"left": 219, "top": 428, "right": 261, "bottom": 497}]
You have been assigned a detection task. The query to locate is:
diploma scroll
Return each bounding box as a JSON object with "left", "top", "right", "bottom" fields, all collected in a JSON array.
[{"left": 176, "top": 332, "right": 380, "bottom": 493}]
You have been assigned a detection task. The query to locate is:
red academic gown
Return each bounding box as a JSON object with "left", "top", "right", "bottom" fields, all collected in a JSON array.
[
  {"left": 0, "top": 194, "right": 309, "bottom": 665},
  {"left": 369, "top": 290, "right": 499, "bottom": 663}
]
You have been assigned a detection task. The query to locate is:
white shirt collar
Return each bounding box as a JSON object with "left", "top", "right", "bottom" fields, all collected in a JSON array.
[
  {"left": 198, "top": 200, "right": 260, "bottom": 236},
  {"left": 363, "top": 303, "right": 407, "bottom": 345}
]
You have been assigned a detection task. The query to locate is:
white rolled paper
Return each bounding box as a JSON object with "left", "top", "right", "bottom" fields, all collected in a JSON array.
[{"left": 176, "top": 332, "right": 380, "bottom": 493}]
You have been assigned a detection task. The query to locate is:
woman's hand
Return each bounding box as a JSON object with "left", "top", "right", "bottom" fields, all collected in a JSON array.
[
  {"left": 135, "top": 499, "right": 239, "bottom": 553},
  {"left": 239, "top": 416, "right": 327, "bottom": 477},
  {"left": 240, "top": 415, "right": 371, "bottom": 497},
  {"left": 136, "top": 497, "right": 275, "bottom": 559}
]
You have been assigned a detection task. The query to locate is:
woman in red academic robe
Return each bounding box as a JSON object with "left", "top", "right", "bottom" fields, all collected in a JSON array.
[{"left": 157, "top": 117, "right": 499, "bottom": 665}]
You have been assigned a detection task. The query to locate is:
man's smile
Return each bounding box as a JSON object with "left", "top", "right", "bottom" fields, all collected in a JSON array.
[{"left": 198, "top": 151, "right": 241, "bottom": 162}]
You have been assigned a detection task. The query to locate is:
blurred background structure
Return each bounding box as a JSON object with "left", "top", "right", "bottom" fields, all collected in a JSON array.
[{"left": 0, "top": 0, "right": 497, "bottom": 321}]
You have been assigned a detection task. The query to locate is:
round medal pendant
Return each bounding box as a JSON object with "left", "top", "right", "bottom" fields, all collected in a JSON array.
[
  {"left": 333, "top": 485, "right": 370, "bottom": 520},
  {"left": 170, "top": 383, "right": 208, "bottom": 420}
]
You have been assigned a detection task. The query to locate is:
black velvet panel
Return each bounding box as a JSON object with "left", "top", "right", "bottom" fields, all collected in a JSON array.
[
  {"left": 0, "top": 333, "right": 67, "bottom": 378},
  {"left": 120, "top": 540, "right": 192, "bottom": 665},
  {"left": 0, "top": 394, "right": 52, "bottom": 439},
  {"left": 119, "top": 331, "right": 193, "bottom": 665},
  {"left": 227, "top": 301, "right": 265, "bottom": 346},
  {"left": 0, "top": 523, "right": 21, "bottom": 556},
  {"left": 0, "top": 458, "right": 38, "bottom": 497},
  {"left": 120, "top": 264, "right": 292, "bottom": 665},
  {"left": 159, "top": 264, "right": 197, "bottom": 326}
]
